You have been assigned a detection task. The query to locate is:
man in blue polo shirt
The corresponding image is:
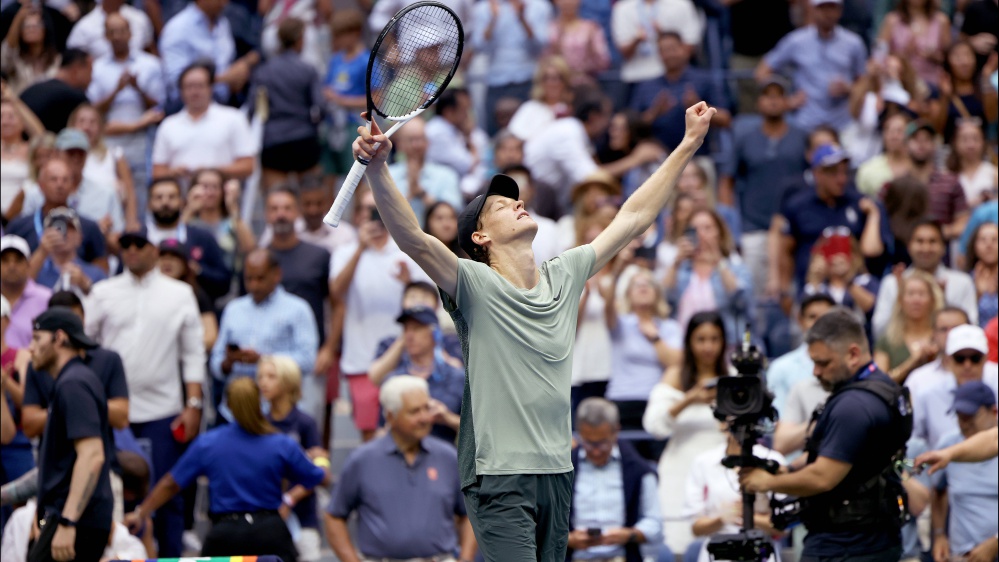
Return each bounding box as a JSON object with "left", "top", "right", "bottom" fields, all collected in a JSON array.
[
  {"left": 775, "top": 145, "right": 892, "bottom": 291},
  {"left": 325, "top": 376, "right": 476, "bottom": 562}
]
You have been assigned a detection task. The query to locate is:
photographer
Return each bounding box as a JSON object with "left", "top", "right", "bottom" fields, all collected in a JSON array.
[
  {"left": 739, "top": 308, "right": 910, "bottom": 562},
  {"left": 28, "top": 207, "right": 106, "bottom": 295}
]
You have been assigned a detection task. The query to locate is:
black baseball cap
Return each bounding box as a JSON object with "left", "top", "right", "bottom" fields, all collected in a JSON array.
[
  {"left": 33, "top": 308, "right": 98, "bottom": 349},
  {"left": 458, "top": 174, "right": 520, "bottom": 258},
  {"left": 119, "top": 226, "right": 151, "bottom": 248},
  {"left": 396, "top": 306, "right": 438, "bottom": 326}
]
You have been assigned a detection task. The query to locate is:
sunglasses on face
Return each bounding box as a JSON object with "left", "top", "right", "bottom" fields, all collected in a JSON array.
[
  {"left": 951, "top": 352, "right": 984, "bottom": 365},
  {"left": 120, "top": 238, "right": 149, "bottom": 250}
]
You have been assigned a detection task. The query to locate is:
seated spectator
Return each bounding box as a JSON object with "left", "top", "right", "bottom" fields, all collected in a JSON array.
[
  {"left": 30, "top": 206, "right": 106, "bottom": 294},
  {"left": 632, "top": 33, "right": 731, "bottom": 157},
  {"left": 932, "top": 42, "right": 999, "bottom": 143},
  {"left": 905, "top": 306, "right": 970, "bottom": 399},
  {"left": 257, "top": 355, "right": 325, "bottom": 562},
  {"left": 930, "top": 381, "right": 998, "bottom": 562},
  {"left": 489, "top": 129, "right": 525, "bottom": 176},
  {"left": 388, "top": 119, "right": 462, "bottom": 229},
  {"left": 1, "top": 5, "right": 60, "bottom": 95},
  {"left": 325, "top": 376, "right": 475, "bottom": 561},
  {"left": 68, "top": 103, "right": 137, "bottom": 228},
  {"left": 152, "top": 62, "right": 255, "bottom": 182},
  {"left": 643, "top": 311, "right": 729, "bottom": 553},
  {"left": 568, "top": 398, "right": 666, "bottom": 560},
  {"left": 2, "top": 499, "right": 147, "bottom": 560},
  {"left": 125, "top": 377, "right": 328, "bottom": 561},
  {"left": 874, "top": 269, "right": 943, "bottom": 377},
  {"left": 19, "top": 47, "right": 90, "bottom": 133},
  {"left": 0, "top": 235, "right": 51, "bottom": 349},
  {"left": 966, "top": 222, "right": 998, "bottom": 327},
  {"left": 158, "top": 0, "right": 259, "bottom": 109},
  {"left": 664, "top": 208, "right": 753, "bottom": 344},
  {"left": 881, "top": 176, "right": 930, "bottom": 266},
  {"left": 686, "top": 430, "right": 786, "bottom": 562},
  {"left": 373, "top": 280, "right": 462, "bottom": 358},
  {"left": 958, "top": 198, "right": 998, "bottom": 263},
  {"left": 210, "top": 249, "right": 318, "bottom": 420},
  {"left": 425, "top": 88, "right": 489, "bottom": 200},
  {"left": 947, "top": 119, "right": 998, "bottom": 207},
  {"left": 801, "top": 232, "right": 879, "bottom": 322},
  {"left": 876, "top": 0, "right": 950, "bottom": 87},
  {"left": 423, "top": 201, "right": 465, "bottom": 259},
  {"left": 545, "top": 0, "right": 610, "bottom": 86},
  {"left": 369, "top": 306, "right": 463, "bottom": 443},
  {"left": 766, "top": 293, "right": 835, "bottom": 418},
  {"left": 555, "top": 171, "right": 621, "bottom": 253},
  {"left": 86, "top": 12, "right": 165, "bottom": 213},
  {"left": 604, "top": 265, "right": 682, "bottom": 430},
  {"left": 600, "top": 109, "right": 667, "bottom": 202},
  {"left": 65, "top": 0, "right": 153, "bottom": 59},
  {"left": 0, "top": 93, "right": 44, "bottom": 221},
  {"left": 506, "top": 56, "right": 574, "bottom": 145},
  {"left": 873, "top": 219, "right": 979, "bottom": 335},
  {"left": 471, "top": 0, "right": 553, "bottom": 134},
  {"left": 145, "top": 177, "right": 231, "bottom": 301},
  {"left": 184, "top": 168, "right": 257, "bottom": 275},
  {"left": 252, "top": 18, "right": 324, "bottom": 190},
  {"left": 855, "top": 112, "right": 912, "bottom": 198},
  {"left": 157, "top": 239, "right": 218, "bottom": 352},
  {"left": 902, "top": 120, "right": 969, "bottom": 241},
  {"left": 6, "top": 158, "right": 109, "bottom": 269},
  {"left": 755, "top": 0, "right": 867, "bottom": 132}
]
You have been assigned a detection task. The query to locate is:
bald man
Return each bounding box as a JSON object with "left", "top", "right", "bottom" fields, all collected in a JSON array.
[{"left": 387, "top": 119, "right": 463, "bottom": 228}]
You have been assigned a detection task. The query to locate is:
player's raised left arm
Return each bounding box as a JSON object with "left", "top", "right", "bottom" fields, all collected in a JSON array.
[{"left": 589, "top": 102, "right": 715, "bottom": 276}]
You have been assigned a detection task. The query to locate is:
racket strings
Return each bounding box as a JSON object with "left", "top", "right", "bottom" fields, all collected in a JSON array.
[{"left": 369, "top": 4, "right": 462, "bottom": 119}]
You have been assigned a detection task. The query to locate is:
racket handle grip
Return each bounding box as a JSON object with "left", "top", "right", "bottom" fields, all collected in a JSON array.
[{"left": 324, "top": 159, "right": 368, "bottom": 227}]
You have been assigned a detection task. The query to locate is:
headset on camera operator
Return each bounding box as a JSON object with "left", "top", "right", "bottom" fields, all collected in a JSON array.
[{"left": 739, "top": 308, "right": 912, "bottom": 562}]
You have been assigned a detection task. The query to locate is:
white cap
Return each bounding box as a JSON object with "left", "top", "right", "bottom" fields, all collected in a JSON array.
[
  {"left": 0, "top": 295, "right": 9, "bottom": 319},
  {"left": 946, "top": 324, "right": 989, "bottom": 356},
  {"left": 0, "top": 234, "right": 30, "bottom": 259},
  {"left": 811, "top": 0, "right": 842, "bottom": 6}
]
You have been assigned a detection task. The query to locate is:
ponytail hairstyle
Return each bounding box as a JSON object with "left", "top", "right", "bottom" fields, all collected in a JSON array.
[{"left": 227, "top": 377, "right": 276, "bottom": 436}]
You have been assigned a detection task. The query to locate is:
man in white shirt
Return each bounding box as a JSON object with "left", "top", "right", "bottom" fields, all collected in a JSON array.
[
  {"left": 611, "top": 0, "right": 702, "bottom": 94},
  {"left": 151, "top": 62, "right": 256, "bottom": 182},
  {"left": 425, "top": 88, "right": 489, "bottom": 199},
  {"left": 387, "top": 119, "right": 463, "bottom": 228},
  {"left": 66, "top": 0, "right": 154, "bottom": 59},
  {"left": 85, "top": 226, "right": 205, "bottom": 558}
]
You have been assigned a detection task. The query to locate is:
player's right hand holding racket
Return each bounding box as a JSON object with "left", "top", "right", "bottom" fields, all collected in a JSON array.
[{"left": 353, "top": 113, "right": 391, "bottom": 167}]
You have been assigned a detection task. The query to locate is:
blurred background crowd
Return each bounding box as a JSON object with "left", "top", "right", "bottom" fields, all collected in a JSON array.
[{"left": 0, "top": 0, "right": 997, "bottom": 557}]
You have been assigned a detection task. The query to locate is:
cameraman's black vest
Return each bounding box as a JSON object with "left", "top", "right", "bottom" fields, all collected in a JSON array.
[{"left": 801, "top": 371, "right": 913, "bottom": 533}]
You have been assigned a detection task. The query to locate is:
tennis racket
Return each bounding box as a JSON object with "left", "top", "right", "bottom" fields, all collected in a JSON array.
[{"left": 323, "top": 1, "right": 464, "bottom": 227}]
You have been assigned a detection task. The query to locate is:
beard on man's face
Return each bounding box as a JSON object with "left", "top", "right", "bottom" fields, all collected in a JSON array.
[
  {"left": 153, "top": 208, "right": 181, "bottom": 226},
  {"left": 272, "top": 218, "right": 295, "bottom": 236}
]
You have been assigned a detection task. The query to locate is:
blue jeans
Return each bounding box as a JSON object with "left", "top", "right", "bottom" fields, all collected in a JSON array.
[{"left": 132, "top": 416, "right": 186, "bottom": 557}]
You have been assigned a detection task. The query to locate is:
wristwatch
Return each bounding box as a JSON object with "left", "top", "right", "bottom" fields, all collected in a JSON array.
[
  {"left": 626, "top": 530, "right": 639, "bottom": 544},
  {"left": 186, "top": 397, "right": 203, "bottom": 410},
  {"left": 57, "top": 515, "right": 77, "bottom": 528}
]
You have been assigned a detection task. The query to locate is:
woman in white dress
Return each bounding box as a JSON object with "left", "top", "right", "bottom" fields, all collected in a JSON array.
[
  {"left": 68, "top": 103, "right": 138, "bottom": 228},
  {"left": 643, "top": 310, "right": 731, "bottom": 554}
]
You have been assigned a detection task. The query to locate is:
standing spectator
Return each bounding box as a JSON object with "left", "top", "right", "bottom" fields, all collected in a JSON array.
[
  {"left": 125, "top": 377, "right": 328, "bottom": 561},
  {"left": 85, "top": 227, "right": 206, "bottom": 558},
  {"left": 369, "top": 306, "right": 464, "bottom": 443},
  {"left": 567, "top": 398, "right": 665, "bottom": 561},
  {"left": 545, "top": 0, "right": 611, "bottom": 85},
  {"left": 144, "top": 177, "right": 232, "bottom": 301},
  {"left": 903, "top": 120, "right": 968, "bottom": 242},
  {"left": 423, "top": 202, "right": 465, "bottom": 258},
  {"left": 876, "top": 0, "right": 951, "bottom": 87},
  {"left": 184, "top": 169, "right": 257, "bottom": 276},
  {"left": 158, "top": 0, "right": 259, "bottom": 110},
  {"left": 152, "top": 62, "right": 256, "bottom": 182},
  {"left": 855, "top": 112, "right": 912, "bottom": 198},
  {"left": 251, "top": 17, "right": 324, "bottom": 190},
  {"left": 766, "top": 293, "right": 835, "bottom": 416},
  {"left": 665, "top": 208, "right": 753, "bottom": 344},
  {"left": 324, "top": 376, "right": 476, "bottom": 562},
  {"left": 905, "top": 306, "right": 970, "bottom": 399},
  {"left": 931, "top": 41, "right": 998, "bottom": 143},
  {"left": 643, "top": 311, "right": 729, "bottom": 553},
  {"left": 321, "top": 10, "right": 368, "bottom": 186},
  {"left": 882, "top": 176, "right": 930, "bottom": 267},
  {"left": 86, "top": 12, "right": 165, "bottom": 215},
  {"left": 726, "top": 0, "right": 793, "bottom": 114},
  {"left": 389, "top": 119, "right": 463, "bottom": 229},
  {"left": 1, "top": 5, "right": 60, "bottom": 95},
  {"left": 425, "top": 87, "right": 489, "bottom": 199},
  {"left": 209, "top": 249, "right": 318, "bottom": 415},
  {"left": 930, "top": 380, "right": 998, "bottom": 562},
  {"left": 875, "top": 269, "right": 943, "bottom": 379},
  {"left": 756, "top": 0, "right": 867, "bottom": 132},
  {"left": 718, "top": 77, "right": 809, "bottom": 299},
  {"left": 331, "top": 190, "right": 427, "bottom": 442},
  {"left": 472, "top": 0, "right": 553, "bottom": 134},
  {"left": 32, "top": 207, "right": 107, "bottom": 294},
  {"left": 966, "top": 223, "right": 999, "bottom": 327},
  {"left": 0, "top": 92, "right": 44, "bottom": 221},
  {"left": 801, "top": 232, "right": 879, "bottom": 322},
  {"left": 947, "top": 120, "right": 998, "bottom": 207},
  {"left": 506, "top": 56, "right": 573, "bottom": 143},
  {"left": 68, "top": 103, "right": 138, "bottom": 229},
  {"left": 19, "top": 47, "right": 90, "bottom": 133},
  {"left": 959, "top": 0, "right": 999, "bottom": 70},
  {"left": 873, "top": 220, "right": 979, "bottom": 336},
  {"left": 570, "top": 215, "right": 616, "bottom": 414},
  {"left": 158, "top": 239, "right": 219, "bottom": 352},
  {"left": 65, "top": 0, "right": 153, "bottom": 59},
  {"left": 28, "top": 308, "right": 113, "bottom": 561},
  {"left": 0, "top": 234, "right": 51, "bottom": 349},
  {"left": 259, "top": 0, "right": 331, "bottom": 74},
  {"left": 631, "top": 33, "right": 731, "bottom": 156},
  {"left": 602, "top": 110, "right": 668, "bottom": 202},
  {"left": 0, "top": 293, "right": 31, "bottom": 533}
]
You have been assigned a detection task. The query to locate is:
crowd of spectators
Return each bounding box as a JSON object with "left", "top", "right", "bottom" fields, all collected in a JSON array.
[{"left": 0, "top": 0, "right": 997, "bottom": 558}]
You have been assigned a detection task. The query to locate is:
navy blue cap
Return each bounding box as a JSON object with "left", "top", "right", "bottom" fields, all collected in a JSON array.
[
  {"left": 119, "top": 226, "right": 151, "bottom": 247},
  {"left": 458, "top": 174, "right": 520, "bottom": 259},
  {"left": 396, "top": 306, "right": 439, "bottom": 326},
  {"left": 33, "top": 308, "right": 98, "bottom": 349},
  {"left": 950, "top": 380, "right": 997, "bottom": 416}
]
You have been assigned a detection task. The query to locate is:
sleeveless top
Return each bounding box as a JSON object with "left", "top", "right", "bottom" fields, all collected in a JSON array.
[{"left": 888, "top": 15, "right": 943, "bottom": 86}]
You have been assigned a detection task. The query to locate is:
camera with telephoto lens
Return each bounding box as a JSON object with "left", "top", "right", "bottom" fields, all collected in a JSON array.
[{"left": 707, "top": 332, "right": 780, "bottom": 562}]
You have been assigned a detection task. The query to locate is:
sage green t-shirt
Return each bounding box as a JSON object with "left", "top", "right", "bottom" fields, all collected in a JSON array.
[{"left": 442, "top": 245, "right": 596, "bottom": 489}]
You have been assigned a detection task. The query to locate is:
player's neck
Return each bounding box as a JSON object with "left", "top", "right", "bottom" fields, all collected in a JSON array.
[{"left": 490, "top": 243, "right": 539, "bottom": 290}]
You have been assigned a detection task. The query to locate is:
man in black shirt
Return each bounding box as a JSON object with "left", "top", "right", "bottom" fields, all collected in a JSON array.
[
  {"left": 29, "top": 307, "right": 113, "bottom": 561},
  {"left": 20, "top": 48, "right": 92, "bottom": 133}
]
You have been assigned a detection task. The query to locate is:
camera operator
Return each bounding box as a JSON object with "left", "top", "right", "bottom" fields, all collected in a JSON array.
[{"left": 739, "top": 308, "right": 910, "bottom": 562}]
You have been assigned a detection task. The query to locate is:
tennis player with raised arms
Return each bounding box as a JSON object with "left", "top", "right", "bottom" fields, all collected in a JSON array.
[{"left": 353, "top": 101, "right": 715, "bottom": 560}]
